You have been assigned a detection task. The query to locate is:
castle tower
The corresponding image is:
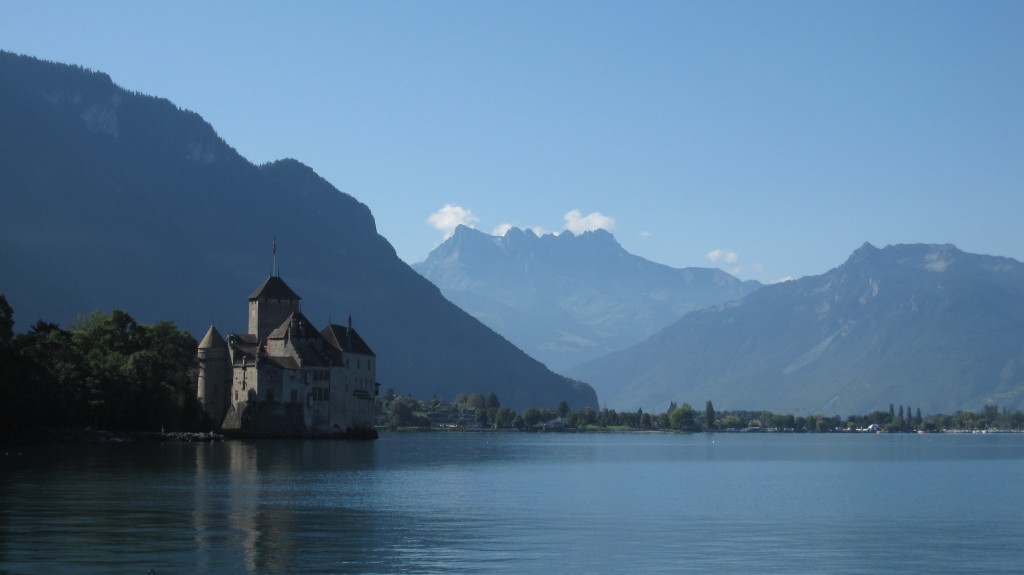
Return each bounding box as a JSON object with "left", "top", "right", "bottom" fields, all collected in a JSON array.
[
  {"left": 247, "top": 276, "right": 301, "bottom": 340},
  {"left": 197, "top": 324, "right": 230, "bottom": 427}
]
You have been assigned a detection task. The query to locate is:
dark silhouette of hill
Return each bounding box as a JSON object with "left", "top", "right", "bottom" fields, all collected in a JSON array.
[
  {"left": 569, "top": 242, "right": 1024, "bottom": 415},
  {"left": 414, "top": 225, "right": 760, "bottom": 371},
  {"left": 0, "top": 51, "right": 596, "bottom": 411}
]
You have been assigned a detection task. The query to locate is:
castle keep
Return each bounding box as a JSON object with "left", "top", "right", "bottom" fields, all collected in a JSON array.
[{"left": 197, "top": 276, "right": 378, "bottom": 438}]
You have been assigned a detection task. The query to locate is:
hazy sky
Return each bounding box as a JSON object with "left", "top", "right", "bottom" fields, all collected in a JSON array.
[{"left": 2, "top": 1, "right": 1021, "bottom": 282}]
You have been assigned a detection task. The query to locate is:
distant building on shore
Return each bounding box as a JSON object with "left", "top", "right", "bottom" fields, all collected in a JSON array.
[{"left": 196, "top": 275, "right": 378, "bottom": 438}]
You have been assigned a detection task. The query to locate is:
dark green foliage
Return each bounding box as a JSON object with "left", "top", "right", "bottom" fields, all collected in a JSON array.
[
  {"left": 387, "top": 398, "right": 430, "bottom": 429},
  {"left": 391, "top": 390, "right": 1024, "bottom": 434},
  {"left": 486, "top": 392, "right": 501, "bottom": 410},
  {"left": 0, "top": 294, "right": 16, "bottom": 433},
  {"left": 669, "top": 403, "right": 700, "bottom": 431},
  {"left": 0, "top": 294, "right": 12, "bottom": 346},
  {"left": 4, "top": 303, "right": 206, "bottom": 433},
  {"left": 492, "top": 407, "right": 515, "bottom": 429},
  {"left": 466, "top": 393, "right": 485, "bottom": 410}
]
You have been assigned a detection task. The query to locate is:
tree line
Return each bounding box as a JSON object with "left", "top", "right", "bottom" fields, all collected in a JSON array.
[
  {"left": 0, "top": 294, "right": 209, "bottom": 438},
  {"left": 5, "top": 292, "right": 1022, "bottom": 440},
  {"left": 380, "top": 391, "right": 1024, "bottom": 433}
]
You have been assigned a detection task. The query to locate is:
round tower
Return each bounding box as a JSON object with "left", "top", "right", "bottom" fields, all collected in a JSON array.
[{"left": 197, "top": 324, "right": 230, "bottom": 427}]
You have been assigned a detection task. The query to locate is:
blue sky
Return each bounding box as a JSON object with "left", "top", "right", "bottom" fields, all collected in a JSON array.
[{"left": 2, "top": 1, "right": 1021, "bottom": 282}]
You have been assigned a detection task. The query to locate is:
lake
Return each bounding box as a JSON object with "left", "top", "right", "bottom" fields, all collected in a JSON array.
[{"left": 2, "top": 432, "right": 1022, "bottom": 574}]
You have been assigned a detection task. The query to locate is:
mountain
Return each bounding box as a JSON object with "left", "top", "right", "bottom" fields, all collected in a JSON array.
[
  {"left": 413, "top": 225, "right": 761, "bottom": 371},
  {"left": 568, "top": 243, "right": 1024, "bottom": 415},
  {"left": 0, "top": 51, "right": 596, "bottom": 411}
]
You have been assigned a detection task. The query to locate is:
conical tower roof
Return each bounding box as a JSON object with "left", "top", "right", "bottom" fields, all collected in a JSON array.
[{"left": 198, "top": 325, "right": 227, "bottom": 349}]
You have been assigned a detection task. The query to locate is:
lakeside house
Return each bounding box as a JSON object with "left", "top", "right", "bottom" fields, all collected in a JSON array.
[{"left": 196, "top": 275, "right": 379, "bottom": 438}]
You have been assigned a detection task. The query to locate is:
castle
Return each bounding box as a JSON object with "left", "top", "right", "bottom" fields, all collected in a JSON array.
[{"left": 196, "top": 275, "right": 379, "bottom": 438}]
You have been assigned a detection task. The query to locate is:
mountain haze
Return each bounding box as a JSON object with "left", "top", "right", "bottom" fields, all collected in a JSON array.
[
  {"left": 414, "top": 225, "right": 760, "bottom": 371},
  {"left": 0, "top": 51, "right": 596, "bottom": 411},
  {"left": 569, "top": 243, "right": 1024, "bottom": 415}
]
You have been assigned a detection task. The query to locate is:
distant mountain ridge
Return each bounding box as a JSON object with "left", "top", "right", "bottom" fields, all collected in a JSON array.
[
  {"left": 0, "top": 51, "right": 597, "bottom": 411},
  {"left": 414, "top": 225, "right": 760, "bottom": 371},
  {"left": 568, "top": 242, "right": 1024, "bottom": 415}
]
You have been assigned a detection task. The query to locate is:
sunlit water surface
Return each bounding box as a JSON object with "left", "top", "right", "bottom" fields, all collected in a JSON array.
[{"left": 2, "top": 432, "right": 1022, "bottom": 574}]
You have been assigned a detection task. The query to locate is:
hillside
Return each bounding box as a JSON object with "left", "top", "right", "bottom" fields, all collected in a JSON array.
[
  {"left": 0, "top": 51, "right": 597, "bottom": 411},
  {"left": 414, "top": 225, "right": 760, "bottom": 370},
  {"left": 569, "top": 243, "right": 1024, "bottom": 415}
]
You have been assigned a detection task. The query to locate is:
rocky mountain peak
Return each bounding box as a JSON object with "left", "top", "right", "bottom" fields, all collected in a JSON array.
[{"left": 414, "top": 226, "right": 760, "bottom": 371}]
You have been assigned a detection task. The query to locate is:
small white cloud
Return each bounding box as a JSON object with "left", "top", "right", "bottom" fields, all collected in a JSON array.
[
  {"left": 564, "top": 210, "right": 616, "bottom": 234},
  {"left": 771, "top": 276, "right": 795, "bottom": 284},
  {"left": 427, "top": 204, "right": 479, "bottom": 239},
  {"left": 639, "top": 231, "right": 653, "bottom": 238},
  {"left": 492, "top": 223, "right": 514, "bottom": 236},
  {"left": 530, "top": 226, "right": 549, "bottom": 236},
  {"left": 706, "top": 249, "right": 739, "bottom": 264}
]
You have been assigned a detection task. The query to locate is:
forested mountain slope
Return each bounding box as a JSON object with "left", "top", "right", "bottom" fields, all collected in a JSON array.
[{"left": 0, "top": 51, "right": 596, "bottom": 410}]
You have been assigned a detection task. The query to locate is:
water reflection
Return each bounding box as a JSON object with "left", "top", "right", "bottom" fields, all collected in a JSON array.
[
  {"left": 189, "top": 440, "right": 382, "bottom": 573},
  {"left": 2, "top": 434, "right": 1024, "bottom": 574}
]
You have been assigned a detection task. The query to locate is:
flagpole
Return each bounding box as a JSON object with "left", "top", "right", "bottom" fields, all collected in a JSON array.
[{"left": 272, "top": 235, "right": 277, "bottom": 277}]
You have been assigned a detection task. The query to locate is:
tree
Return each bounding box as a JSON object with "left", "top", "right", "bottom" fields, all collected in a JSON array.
[
  {"left": 475, "top": 407, "right": 489, "bottom": 427},
  {"left": 578, "top": 406, "right": 597, "bottom": 426},
  {"left": 467, "top": 393, "right": 485, "bottom": 410},
  {"left": 388, "top": 399, "right": 414, "bottom": 429},
  {"left": 7, "top": 310, "right": 205, "bottom": 432},
  {"left": 705, "top": 401, "right": 716, "bottom": 430},
  {"left": 523, "top": 407, "right": 544, "bottom": 428},
  {"left": 12, "top": 321, "right": 86, "bottom": 428},
  {"left": 0, "top": 293, "right": 12, "bottom": 348},
  {"left": 486, "top": 392, "right": 501, "bottom": 410},
  {"left": 0, "top": 294, "right": 15, "bottom": 432},
  {"left": 453, "top": 393, "right": 467, "bottom": 411},
  {"left": 720, "top": 415, "right": 743, "bottom": 430},
  {"left": 639, "top": 412, "right": 653, "bottom": 429},
  {"left": 669, "top": 403, "right": 698, "bottom": 431},
  {"left": 557, "top": 401, "right": 570, "bottom": 418},
  {"left": 599, "top": 408, "right": 618, "bottom": 427},
  {"left": 493, "top": 406, "right": 515, "bottom": 429}
]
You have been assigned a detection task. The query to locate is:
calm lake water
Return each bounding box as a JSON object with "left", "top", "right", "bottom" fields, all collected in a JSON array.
[{"left": 2, "top": 432, "right": 1023, "bottom": 574}]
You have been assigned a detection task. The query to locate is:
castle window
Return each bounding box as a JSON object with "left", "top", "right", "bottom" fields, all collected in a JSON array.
[{"left": 291, "top": 389, "right": 298, "bottom": 403}]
